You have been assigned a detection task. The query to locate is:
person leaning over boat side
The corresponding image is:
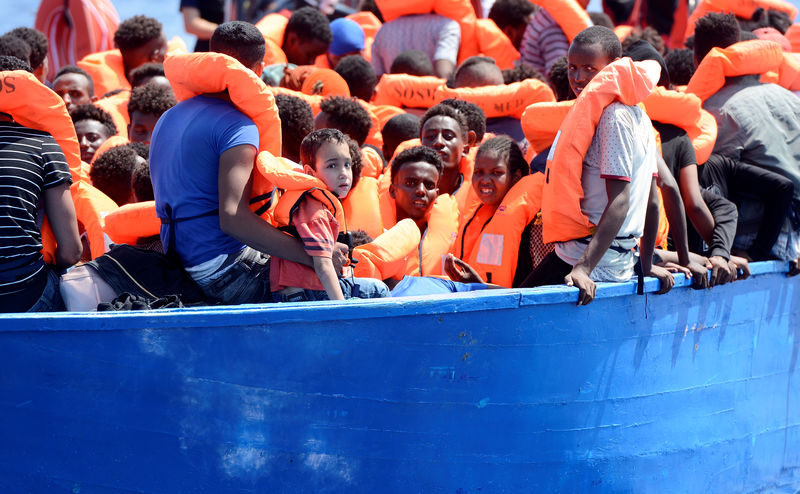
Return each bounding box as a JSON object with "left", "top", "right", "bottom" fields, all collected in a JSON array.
[
  {"left": 149, "top": 21, "right": 344, "bottom": 306},
  {"left": 0, "top": 56, "right": 82, "bottom": 313}
]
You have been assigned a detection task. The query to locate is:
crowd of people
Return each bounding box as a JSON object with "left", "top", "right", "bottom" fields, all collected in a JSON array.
[{"left": 1, "top": 0, "right": 799, "bottom": 313}]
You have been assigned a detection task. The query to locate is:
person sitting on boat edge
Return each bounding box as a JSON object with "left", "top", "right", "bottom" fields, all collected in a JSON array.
[
  {"left": 520, "top": 26, "right": 673, "bottom": 305},
  {"left": 149, "top": 21, "right": 346, "bottom": 306},
  {"left": 270, "top": 128, "right": 390, "bottom": 302}
]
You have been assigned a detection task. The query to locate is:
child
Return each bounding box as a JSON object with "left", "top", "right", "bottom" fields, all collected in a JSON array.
[{"left": 270, "top": 129, "right": 389, "bottom": 302}]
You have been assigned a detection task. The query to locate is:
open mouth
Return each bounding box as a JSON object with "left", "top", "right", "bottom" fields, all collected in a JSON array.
[
  {"left": 478, "top": 186, "right": 494, "bottom": 196},
  {"left": 412, "top": 200, "right": 429, "bottom": 209}
]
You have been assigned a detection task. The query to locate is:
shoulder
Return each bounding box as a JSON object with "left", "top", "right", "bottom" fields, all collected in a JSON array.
[{"left": 600, "top": 101, "right": 640, "bottom": 127}]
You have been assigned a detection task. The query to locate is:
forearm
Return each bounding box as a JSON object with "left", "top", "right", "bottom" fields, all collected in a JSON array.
[
  {"left": 182, "top": 8, "right": 218, "bottom": 39},
  {"left": 221, "top": 209, "right": 313, "bottom": 267},
  {"left": 657, "top": 158, "right": 690, "bottom": 265},
  {"left": 313, "top": 257, "right": 344, "bottom": 300},
  {"left": 433, "top": 59, "right": 456, "bottom": 80},
  {"left": 640, "top": 178, "right": 661, "bottom": 275}
]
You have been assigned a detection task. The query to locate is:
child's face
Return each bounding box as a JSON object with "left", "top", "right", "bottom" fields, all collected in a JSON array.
[
  {"left": 305, "top": 140, "right": 353, "bottom": 198},
  {"left": 472, "top": 151, "right": 520, "bottom": 208},
  {"left": 390, "top": 161, "right": 440, "bottom": 221},
  {"left": 567, "top": 42, "right": 615, "bottom": 97},
  {"left": 421, "top": 116, "right": 467, "bottom": 170}
]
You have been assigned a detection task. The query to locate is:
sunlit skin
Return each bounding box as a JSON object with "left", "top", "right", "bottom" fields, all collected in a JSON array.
[
  {"left": 122, "top": 34, "right": 168, "bottom": 84},
  {"left": 390, "top": 160, "right": 440, "bottom": 231},
  {"left": 128, "top": 111, "right": 160, "bottom": 144},
  {"left": 53, "top": 73, "right": 94, "bottom": 112},
  {"left": 304, "top": 141, "right": 353, "bottom": 199},
  {"left": 74, "top": 119, "right": 113, "bottom": 163},
  {"left": 472, "top": 151, "right": 522, "bottom": 210},
  {"left": 567, "top": 42, "right": 617, "bottom": 97},
  {"left": 135, "top": 75, "right": 172, "bottom": 92},
  {"left": 420, "top": 115, "right": 468, "bottom": 196},
  {"left": 284, "top": 33, "right": 330, "bottom": 66}
]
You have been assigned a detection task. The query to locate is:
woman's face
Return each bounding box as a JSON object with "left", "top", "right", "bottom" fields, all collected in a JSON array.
[{"left": 472, "top": 151, "right": 520, "bottom": 208}]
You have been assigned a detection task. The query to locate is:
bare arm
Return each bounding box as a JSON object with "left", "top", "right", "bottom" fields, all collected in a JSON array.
[
  {"left": 44, "top": 183, "right": 82, "bottom": 268},
  {"left": 433, "top": 59, "right": 456, "bottom": 80},
  {"left": 313, "top": 257, "right": 344, "bottom": 300},
  {"left": 181, "top": 6, "right": 218, "bottom": 40},
  {"left": 218, "top": 144, "right": 313, "bottom": 267},
  {"left": 678, "top": 164, "right": 715, "bottom": 245},
  {"left": 641, "top": 176, "right": 676, "bottom": 294}
]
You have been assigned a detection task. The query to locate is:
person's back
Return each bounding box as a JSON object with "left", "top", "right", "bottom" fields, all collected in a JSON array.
[{"left": 371, "top": 14, "right": 461, "bottom": 79}]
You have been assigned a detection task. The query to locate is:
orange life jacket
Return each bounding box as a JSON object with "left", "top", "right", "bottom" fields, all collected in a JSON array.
[
  {"left": 684, "top": 0, "right": 798, "bottom": 42},
  {"left": 72, "top": 180, "right": 119, "bottom": 259},
  {"left": 269, "top": 86, "right": 324, "bottom": 114},
  {"left": 686, "top": 40, "right": 785, "bottom": 102},
  {"left": 471, "top": 19, "right": 519, "bottom": 70},
  {"left": 787, "top": 23, "right": 800, "bottom": 52},
  {"left": 642, "top": 86, "right": 718, "bottom": 164},
  {"left": 372, "top": 74, "right": 445, "bottom": 108},
  {"left": 521, "top": 100, "right": 574, "bottom": 155},
  {"left": 529, "top": 0, "right": 592, "bottom": 42},
  {"left": 255, "top": 13, "right": 290, "bottom": 66},
  {"left": 542, "top": 58, "right": 661, "bottom": 244},
  {"left": 454, "top": 173, "right": 545, "bottom": 287},
  {"left": 165, "top": 52, "right": 282, "bottom": 216},
  {"left": 342, "top": 176, "right": 384, "bottom": 239},
  {"left": 352, "top": 218, "right": 421, "bottom": 280},
  {"left": 370, "top": 104, "right": 406, "bottom": 128},
  {"left": 437, "top": 78, "right": 555, "bottom": 119},
  {"left": 776, "top": 52, "right": 800, "bottom": 91},
  {"left": 614, "top": 25, "right": 634, "bottom": 42},
  {"left": 95, "top": 89, "right": 130, "bottom": 140},
  {"left": 103, "top": 200, "right": 159, "bottom": 245},
  {"left": 90, "top": 135, "right": 130, "bottom": 167},
  {"left": 361, "top": 145, "right": 385, "bottom": 179}
]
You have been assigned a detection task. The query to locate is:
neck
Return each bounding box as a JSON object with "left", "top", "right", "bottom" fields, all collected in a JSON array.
[
  {"left": 438, "top": 167, "right": 461, "bottom": 196},
  {"left": 395, "top": 208, "right": 428, "bottom": 233},
  {"left": 203, "top": 90, "right": 233, "bottom": 103}
]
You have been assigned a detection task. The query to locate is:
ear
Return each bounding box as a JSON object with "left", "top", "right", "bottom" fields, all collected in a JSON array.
[
  {"left": 303, "top": 164, "right": 316, "bottom": 176},
  {"left": 389, "top": 183, "right": 396, "bottom": 199},
  {"left": 467, "top": 130, "right": 477, "bottom": 147}
]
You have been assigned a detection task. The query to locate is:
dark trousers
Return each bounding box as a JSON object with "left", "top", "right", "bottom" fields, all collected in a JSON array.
[
  {"left": 520, "top": 251, "right": 573, "bottom": 288},
  {"left": 700, "top": 154, "right": 794, "bottom": 261}
]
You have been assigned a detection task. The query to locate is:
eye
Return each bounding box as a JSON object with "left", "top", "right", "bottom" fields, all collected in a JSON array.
[{"left": 425, "top": 181, "right": 437, "bottom": 190}]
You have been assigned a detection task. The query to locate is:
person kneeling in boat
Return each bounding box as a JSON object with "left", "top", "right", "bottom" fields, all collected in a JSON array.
[{"left": 271, "top": 129, "right": 390, "bottom": 302}]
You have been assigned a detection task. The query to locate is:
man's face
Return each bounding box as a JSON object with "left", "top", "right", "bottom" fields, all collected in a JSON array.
[
  {"left": 390, "top": 161, "right": 440, "bottom": 221},
  {"left": 53, "top": 73, "right": 93, "bottom": 112},
  {"left": 124, "top": 34, "right": 168, "bottom": 73},
  {"left": 420, "top": 115, "right": 467, "bottom": 171},
  {"left": 128, "top": 110, "right": 159, "bottom": 144},
  {"left": 74, "top": 119, "right": 112, "bottom": 163},
  {"left": 567, "top": 42, "right": 614, "bottom": 97},
  {"left": 285, "top": 33, "right": 330, "bottom": 66}
]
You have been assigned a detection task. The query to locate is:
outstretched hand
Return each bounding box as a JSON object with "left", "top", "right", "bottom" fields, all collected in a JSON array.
[
  {"left": 645, "top": 264, "right": 675, "bottom": 294},
  {"left": 444, "top": 254, "right": 485, "bottom": 284},
  {"left": 565, "top": 267, "right": 595, "bottom": 306}
]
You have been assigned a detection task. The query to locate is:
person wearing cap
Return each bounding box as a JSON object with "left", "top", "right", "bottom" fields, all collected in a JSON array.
[{"left": 318, "top": 17, "right": 365, "bottom": 69}]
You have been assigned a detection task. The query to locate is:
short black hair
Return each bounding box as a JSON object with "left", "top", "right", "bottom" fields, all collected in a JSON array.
[
  {"left": 440, "top": 98, "right": 486, "bottom": 142},
  {"left": 8, "top": 27, "right": 47, "bottom": 70},
  {"left": 571, "top": 26, "right": 622, "bottom": 60},
  {"left": 130, "top": 62, "right": 165, "bottom": 87},
  {"left": 275, "top": 93, "right": 314, "bottom": 162},
  {"left": 0, "top": 55, "right": 32, "bottom": 72},
  {"left": 390, "top": 50, "right": 434, "bottom": 76},
  {"left": 588, "top": 11, "right": 615, "bottom": 29},
  {"left": 127, "top": 140, "right": 150, "bottom": 160},
  {"left": 382, "top": 113, "right": 420, "bottom": 160},
  {"left": 502, "top": 62, "right": 546, "bottom": 84},
  {"left": 335, "top": 55, "right": 377, "bottom": 101},
  {"left": 693, "top": 13, "right": 739, "bottom": 63},
  {"left": 0, "top": 34, "right": 31, "bottom": 65},
  {"left": 54, "top": 65, "right": 94, "bottom": 95},
  {"left": 452, "top": 56, "right": 502, "bottom": 88},
  {"left": 210, "top": 21, "right": 266, "bottom": 68},
  {"left": 114, "top": 15, "right": 163, "bottom": 51},
  {"left": 128, "top": 82, "right": 177, "bottom": 117},
  {"left": 90, "top": 145, "right": 138, "bottom": 205},
  {"left": 69, "top": 104, "right": 118, "bottom": 136},
  {"left": 475, "top": 135, "right": 529, "bottom": 177},
  {"left": 664, "top": 48, "right": 695, "bottom": 86},
  {"left": 621, "top": 26, "right": 665, "bottom": 55},
  {"left": 131, "top": 157, "right": 153, "bottom": 202},
  {"left": 346, "top": 133, "right": 364, "bottom": 185},
  {"left": 391, "top": 145, "right": 443, "bottom": 182},
  {"left": 285, "top": 7, "right": 332, "bottom": 44},
  {"left": 488, "top": 0, "right": 535, "bottom": 30},
  {"left": 420, "top": 103, "right": 468, "bottom": 138},
  {"left": 548, "top": 56, "right": 574, "bottom": 101},
  {"left": 319, "top": 96, "right": 372, "bottom": 146},
  {"left": 767, "top": 9, "right": 792, "bottom": 34}
]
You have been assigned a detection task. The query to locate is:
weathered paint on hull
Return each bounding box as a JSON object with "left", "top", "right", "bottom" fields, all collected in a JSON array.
[{"left": 0, "top": 261, "right": 797, "bottom": 493}]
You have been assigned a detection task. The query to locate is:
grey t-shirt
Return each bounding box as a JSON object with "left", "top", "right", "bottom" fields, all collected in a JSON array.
[{"left": 370, "top": 14, "right": 461, "bottom": 77}]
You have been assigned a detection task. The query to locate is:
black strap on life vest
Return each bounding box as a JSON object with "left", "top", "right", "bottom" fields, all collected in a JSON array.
[{"left": 159, "top": 204, "right": 219, "bottom": 261}]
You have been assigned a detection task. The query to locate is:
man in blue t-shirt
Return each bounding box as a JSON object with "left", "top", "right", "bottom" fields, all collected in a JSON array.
[{"left": 150, "top": 21, "right": 331, "bottom": 305}]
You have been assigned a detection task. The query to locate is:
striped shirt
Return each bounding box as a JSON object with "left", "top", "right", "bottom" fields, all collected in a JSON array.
[
  {"left": 0, "top": 121, "right": 72, "bottom": 298},
  {"left": 371, "top": 14, "right": 461, "bottom": 77},
  {"left": 519, "top": 8, "right": 570, "bottom": 75}
]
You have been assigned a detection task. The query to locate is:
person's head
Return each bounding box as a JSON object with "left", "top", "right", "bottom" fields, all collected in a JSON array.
[
  {"left": 767, "top": 9, "right": 792, "bottom": 34},
  {"left": 128, "top": 140, "right": 150, "bottom": 160},
  {"left": 548, "top": 56, "right": 575, "bottom": 101},
  {"left": 502, "top": 62, "right": 546, "bottom": 84},
  {"left": 567, "top": 26, "right": 622, "bottom": 97},
  {"left": 131, "top": 157, "right": 153, "bottom": 202},
  {"left": 327, "top": 18, "right": 365, "bottom": 68},
  {"left": 389, "top": 146, "right": 443, "bottom": 223},
  {"left": 210, "top": 21, "right": 266, "bottom": 74},
  {"left": 69, "top": 104, "right": 117, "bottom": 163},
  {"left": 439, "top": 98, "right": 485, "bottom": 145},
  {"left": 488, "top": 0, "right": 535, "bottom": 49},
  {"left": 664, "top": 48, "right": 695, "bottom": 86},
  {"left": 390, "top": 50, "right": 434, "bottom": 76},
  {"left": 8, "top": 27, "right": 48, "bottom": 82},
  {"left": 472, "top": 136, "right": 528, "bottom": 208},
  {"left": 621, "top": 26, "right": 665, "bottom": 55},
  {"left": 623, "top": 39, "right": 670, "bottom": 87},
  {"left": 299, "top": 128, "right": 355, "bottom": 199},
  {"left": 335, "top": 55, "right": 377, "bottom": 101},
  {"left": 420, "top": 103, "right": 471, "bottom": 170},
  {"left": 127, "top": 82, "right": 177, "bottom": 144},
  {"left": 283, "top": 7, "right": 332, "bottom": 66},
  {"left": 0, "top": 34, "right": 31, "bottom": 66},
  {"left": 315, "top": 96, "right": 372, "bottom": 146},
  {"left": 114, "top": 15, "right": 167, "bottom": 71},
  {"left": 129, "top": 62, "right": 170, "bottom": 90},
  {"left": 588, "top": 11, "right": 614, "bottom": 29},
  {"left": 693, "top": 12, "right": 740, "bottom": 66},
  {"left": 53, "top": 65, "right": 95, "bottom": 112},
  {"left": 90, "top": 144, "right": 139, "bottom": 205},
  {"left": 382, "top": 113, "right": 420, "bottom": 160},
  {"left": 275, "top": 93, "right": 314, "bottom": 163},
  {"left": 0, "top": 55, "right": 31, "bottom": 72},
  {"left": 452, "top": 56, "right": 504, "bottom": 88}
]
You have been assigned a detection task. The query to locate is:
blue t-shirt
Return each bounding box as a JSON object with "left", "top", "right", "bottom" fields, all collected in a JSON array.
[
  {"left": 150, "top": 95, "right": 259, "bottom": 267},
  {"left": 390, "top": 276, "right": 488, "bottom": 297}
]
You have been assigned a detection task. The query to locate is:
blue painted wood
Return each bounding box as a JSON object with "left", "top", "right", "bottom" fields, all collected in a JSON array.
[{"left": 0, "top": 262, "right": 798, "bottom": 493}]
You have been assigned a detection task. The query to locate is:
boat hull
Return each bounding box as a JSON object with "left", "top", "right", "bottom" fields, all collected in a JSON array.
[{"left": 0, "top": 262, "right": 798, "bottom": 493}]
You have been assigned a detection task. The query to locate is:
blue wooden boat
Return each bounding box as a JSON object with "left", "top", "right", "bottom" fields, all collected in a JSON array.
[{"left": 0, "top": 261, "right": 798, "bottom": 493}]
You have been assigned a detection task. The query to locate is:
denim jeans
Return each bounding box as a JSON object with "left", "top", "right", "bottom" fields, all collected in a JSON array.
[
  {"left": 27, "top": 269, "right": 66, "bottom": 312},
  {"left": 196, "top": 247, "right": 273, "bottom": 306},
  {"left": 272, "top": 276, "right": 390, "bottom": 303}
]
